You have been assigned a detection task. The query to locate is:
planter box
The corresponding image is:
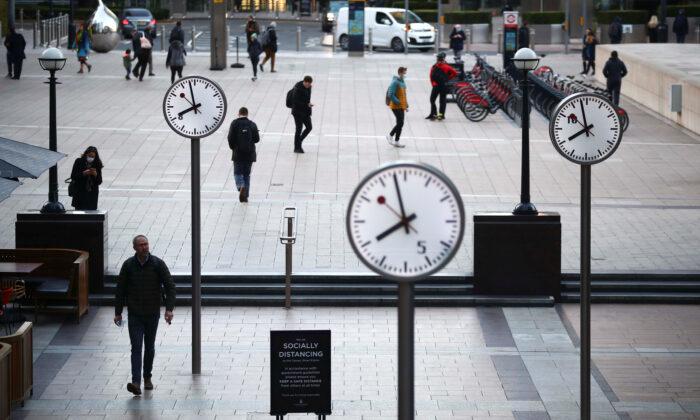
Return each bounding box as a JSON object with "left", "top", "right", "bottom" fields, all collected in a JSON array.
[
  {"left": 0, "top": 322, "right": 33, "bottom": 407},
  {"left": 0, "top": 343, "right": 9, "bottom": 420}
]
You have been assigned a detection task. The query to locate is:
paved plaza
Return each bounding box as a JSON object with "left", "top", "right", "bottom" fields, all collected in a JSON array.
[{"left": 1, "top": 48, "right": 699, "bottom": 275}]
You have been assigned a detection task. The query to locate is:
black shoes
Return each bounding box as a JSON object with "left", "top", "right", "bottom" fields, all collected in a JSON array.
[
  {"left": 239, "top": 187, "right": 248, "bottom": 203},
  {"left": 127, "top": 382, "right": 142, "bottom": 396},
  {"left": 294, "top": 148, "right": 305, "bottom": 154},
  {"left": 144, "top": 378, "right": 154, "bottom": 390},
  {"left": 259, "top": 64, "right": 264, "bottom": 72},
  {"left": 425, "top": 114, "right": 436, "bottom": 120}
]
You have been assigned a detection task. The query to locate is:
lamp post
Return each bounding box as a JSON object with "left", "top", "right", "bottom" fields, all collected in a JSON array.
[
  {"left": 512, "top": 47, "right": 540, "bottom": 216},
  {"left": 38, "top": 47, "right": 67, "bottom": 214}
]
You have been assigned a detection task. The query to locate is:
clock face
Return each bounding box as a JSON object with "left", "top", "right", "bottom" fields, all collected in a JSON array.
[
  {"left": 163, "top": 76, "right": 227, "bottom": 138},
  {"left": 549, "top": 93, "right": 623, "bottom": 165},
  {"left": 346, "top": 162, "right": 465, "bottom": 281}
]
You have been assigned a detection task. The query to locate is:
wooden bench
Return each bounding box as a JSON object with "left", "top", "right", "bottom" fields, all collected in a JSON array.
[
  {"left": 0, "top": 322, "right": 32, "bottom": 407},
  {"left": 0, "top": 249, "right": 89, "bottom": 323}
]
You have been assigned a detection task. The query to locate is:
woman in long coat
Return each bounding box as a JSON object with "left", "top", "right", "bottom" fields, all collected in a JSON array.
[{"left": 70, "top": 146, "right": 103, "bottom": 210}]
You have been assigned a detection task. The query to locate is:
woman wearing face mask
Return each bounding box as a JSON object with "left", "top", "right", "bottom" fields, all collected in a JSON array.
[{"left": 70, "top": 146, "right": 103, "bottom": 210}]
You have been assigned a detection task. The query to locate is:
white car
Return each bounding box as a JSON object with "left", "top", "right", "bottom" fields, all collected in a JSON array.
[{"left": 335, "top": 7, "right": 436, "bottom": 52}]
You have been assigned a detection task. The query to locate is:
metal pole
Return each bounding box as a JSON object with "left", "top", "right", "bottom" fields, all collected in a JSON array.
[
  {"left": 191, "top": 137, "right": 202, "bottom": 375},
  {"left": 40, "top": 70, "right": 64, "bottom": 214},
  {"left": 398, "top": 282, "right": 414, "bottom": 420},
  {"left": 332, "top": 20, "right": 336, "bottom": 53},
  {"left": 404, "top": 0, "right": 408, "bottom": 55},
  {"left": 466, "top": 28, "right": 471, "bottom": 52},
  {"left": 580, "top": 164, "right": 591, "bottom": 420},
  {"left": 564, "top": 0, "right": 570, "bottom": 54},
  {"left": 436, "top": 0, "right": 442, "bottom": 53},
  {"left": 191, "top": 25, "right": 196, "bottom": 51},
  {"left": 33, "top": 22, "right": 38, "bottom": 49},
  {"left": 161, "top": 25, "right": 165, "bottom": 51},
  {"left": 284, "top": 217, "right": 292, "bottom": 309},
  {"left": 497, "top": 30, "right": 503, "bottom": 54},
  {"left": 20, "top": 9, "right": 24, "bottom": 32},
  {"left": 530, "top": 28, "right": 535, "bottom": 50},
  {"left": 296, "top": 25, "right": 301, "bottom": 51},
  {"left": 368, "top": 27, "right": 373, "bottom": 53},
  {"left": 513, "top": 69, "right": 537, "bottom": 215}
]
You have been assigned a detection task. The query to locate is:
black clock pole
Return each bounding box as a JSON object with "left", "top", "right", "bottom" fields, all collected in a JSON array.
[
  {"left": 191, "top": 136, "right": 202, "bottom": 375},
  {"left": 580, "top": 164, "right": 591, "bottom": 420},
  {"left": 398, "top": 282, "right": 415, "bottom": 420}
]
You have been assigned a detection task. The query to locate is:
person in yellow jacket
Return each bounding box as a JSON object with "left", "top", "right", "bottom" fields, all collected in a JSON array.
[{"left": 386, "top": 66, "right": 408, "bottom": 148}]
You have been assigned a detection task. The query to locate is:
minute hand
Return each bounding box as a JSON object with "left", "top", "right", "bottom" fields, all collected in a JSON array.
[
  {"left": 580, "top": 101, "right": 591, "bottom": 137},
  {"left": 376, "top": 214, "right": 417, "bottom": 242},
  {"left": 393, "top": 174, "right": 409, "bottom": 233}
]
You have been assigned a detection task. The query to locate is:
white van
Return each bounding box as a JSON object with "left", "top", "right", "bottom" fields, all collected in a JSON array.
[{"left": 335, "top": 7, "right": 436, "bottom": 52}]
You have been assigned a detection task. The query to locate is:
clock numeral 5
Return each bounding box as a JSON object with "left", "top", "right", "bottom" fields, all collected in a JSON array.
[{"left": 417, "top": 240, "right": 427, "bottom": 255}]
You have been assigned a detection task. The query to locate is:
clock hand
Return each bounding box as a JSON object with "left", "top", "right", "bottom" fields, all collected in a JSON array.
[
  {"left": 382, "top": 202, "right": 418, "bottom": 233},
  {"left": 580, "top": 101, "right": 591, "bottom": 137},
  {"left": 393, "top": 173, "right": 409, "bottom": 234},
  {"left": 188, "top": 81, "right": 198, "bottom": 114},
  {"left": 568, "top": 124, "right": 594, "bottom": 141},
  {"left": 178, "top": 103, "right": 202, "bottom": 119},
  {"left": 376, "top": 213, "right": 417, "bottom": 242}
]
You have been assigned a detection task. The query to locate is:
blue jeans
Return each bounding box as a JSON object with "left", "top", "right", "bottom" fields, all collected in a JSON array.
[
  {"left": 234, "top": 161, "right": 253, "bottom": 195},
  {"left": 128, "top": 314, "right": 159, "bottom": 384}
]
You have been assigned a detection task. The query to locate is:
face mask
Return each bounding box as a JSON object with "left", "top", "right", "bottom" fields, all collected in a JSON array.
[{"left": 86, "top": 157, "right": 95, "bottom": 163}]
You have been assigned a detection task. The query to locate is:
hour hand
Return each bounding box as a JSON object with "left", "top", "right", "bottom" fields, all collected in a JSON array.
[
  {"left": 376, "top": 213, "right": 417, "bottom": 242},
  {"left": 178, "top": 103, "right": 202, "bottom": 119},
  {"left": 568, "top": 124, "right": 594, "bottom": 141}
]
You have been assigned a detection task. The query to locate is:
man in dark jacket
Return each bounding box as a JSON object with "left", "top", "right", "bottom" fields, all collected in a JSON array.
[
  {"left": 608, "top": 16, "right": 623, "bottom": 44},
  {"left": 114, "top": 235, "right": 175, "bottom": 396},
  {"left": 4, "top": 25, "right": 26, "bottom": 80},
  {"left": 518, "top": 21, "right": 530, "bottom": 49},
  {"left": 291, "top": 75, "right": 314, "bottom": 153},
  {"left": 169, "top": 21, "right": 185, "bottom": 44},
  {"left": 131, "top": 30, "right": 142, "bottom": 78},
  {"left": 602, "top": 50, "right": 627, "bottom": 106},
  {"left": 673, "top": 9, "right": 689, "bottom": 43},
  {"left": 145, "top": 27, "right": 157, "bottom": 76},
  {"left": 426, "top": 52, "right": 458, "bottom": 121},
  {"left": 227, "top": 107, "right": 260, "bottom": 202},
  {"left": 449, "top": 25, "right": 466, "bottom": 62}
]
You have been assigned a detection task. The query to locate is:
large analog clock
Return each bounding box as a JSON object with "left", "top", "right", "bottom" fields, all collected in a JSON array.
[
  {"left": 346, "top": 162, "right": 465, "bottom": 281},
  {"left": 163, "top": 76, "right": 227, "bottom": 138},
  {"left": 549, "top": 92, "right": 623, "bottom": 165}
]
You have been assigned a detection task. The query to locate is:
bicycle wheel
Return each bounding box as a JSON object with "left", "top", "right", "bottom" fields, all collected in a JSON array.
[
  {"left": 619, "top": 110, "right": 630, "bottom": 132},
  {"left": 466, "top": 107, "right": 489, "bottom": 122}
]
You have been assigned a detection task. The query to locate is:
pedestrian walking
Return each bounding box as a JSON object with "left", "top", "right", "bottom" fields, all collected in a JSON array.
[
  {"left": 673, "top": 9, "right": 689, "bottom": 43},
  {"left": 114, "top": 235, "right": 176, "bottom": 396},
  {"left": 608, "top": 16, "right": 623, "bottom": 44},
  {"left": 288, "top": 75, "right": 314, "bottom": 153},
  {"left": 449, "top": 25, "right": 466, "bottom": 62},
  {"left": 647, "top": 15, "right": 659, "bottom": 43},
  {"left": 581, "top": 28, "right": 597, "bottom": 75},
  {"left": 602, "top": 50, "right": 627, "bottom": 106},
  {"left": 248, "top": 33, "right": 263, "bottom": 81},
  {"left": 517, "top": 21, "right": 530, "bottom": 49},
  {"left": 166, "top": 40, "right": 186, "bottom": 83},
  {"left": 123, "top": 49, "right": 135, "bottom": 80},
  {"left": 69, "top": 146, "right": 103, "bottom": 210},
  {"left": 385, "top": 66, "right": 408, "bottom": 148},
  {"left": 137, "top": 34, "right": 153, "bottom": 81},
  {"left": 131, "top": 29, "right": 142, "bottom": 78},
  {"left": 145, "top": 27, "right": 157, "bottom": 76},
  {"left": 259, "top": 22, "right": 278, "bottom": 73},
  {"left": 169, "top": 21, "right": 185, "bottom": 44},
  {"left": 227, "top": 107, "right": 261, "bottom": 203},
  {"left": 426, "top": 52, "right": 457, "bottom": 121},
  {"left": 75, "top": 24, "right": 92, "bottom": 73},
  {"left": 245, "top": 15, "right": 260, "bottom": 45},
  {"left": 3, "top": 25, "right": 26, "bottom": 80}
]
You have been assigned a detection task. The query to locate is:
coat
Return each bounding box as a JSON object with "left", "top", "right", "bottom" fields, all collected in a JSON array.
[
  {"left": 387, "top": 76, "right": 408, "bottom": 110},
  {"left": 70, "top": 157, "right": 102, "bottom": 210},
  {"left": 248, "top": 39, "right": 263, "bottom": 61},
  {"left": 76, "top": 29, "right": 91, "bottom": 58},
  {"left": 169, "top": 26, "right": 185, "bottom": 44},
  {"left": 246, "top": 20, "right": 261, "bottom": 43},
  {"left": 603, "top": 57, "right": 628, "bottom": 84},
  {"left": 166, "top": 40, "right": 186, "bottom": 67},
  {"left": 263, "top": 27, "right": 278, "bottom": 53},
  {"left": 131, "top": 32, "right": 142, "bottom": 55},
  {"left": 608, "top": 19, "right": 623, "bottom": 43},
  {"left": 449, "top": 28, "right": 466, "bottom": 51},
  {"left": 291, "top": 81, "right": 312, "bottom": 117},
  {"left": 673, "top": 14, "right": 689, "bottom": 35},
  {"left": 227, "top": 117, "right": 260, "bottom": 162},
  {"left": 582, "top": 35, "right": 597, "bottom": 60},
  {"left": 430, "top": 62, "right": 458, "bottom": 88},
  {"left": 4, "top": 32, "right": 26, "bottom": 61},
  {"left": 115, "top": 253, "right": 176, "bottom": 316}
]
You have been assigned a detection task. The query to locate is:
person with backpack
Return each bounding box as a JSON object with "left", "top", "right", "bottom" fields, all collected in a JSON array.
[
  {"left": 259, "top": 22, "right": 278, "bottom": 73},
  {"left": 386, "top": 66, "right": 408, "bottom": 148},
  {"left": 288, "top": 75, "right": 314, "bottom": 153},
  {"left": 145, "top": 27, "right": 157, "bottom": 76},
  {"left": 426, "top": 52, "right": 457, "bottom": 121},
  {"left": 602, "top": 50, "right": 627, "bottom": 106},
  {"left": 248, "top": 33, "right": 263, "bottom": 82},
  {"left": 608, "top": 16, "right": 623, "bottom": 44},
  {"left": 166, "top": 40, "right": 186, "bottom": 83},
  {"left": 3, "top": 25, "right": 26, "bottom": 80},
  {"left": 227, "top": 107, "right": 261, "bottom": 203}
]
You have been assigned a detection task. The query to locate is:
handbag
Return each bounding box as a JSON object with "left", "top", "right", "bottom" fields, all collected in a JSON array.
[{"left": 65, "top": 177, "right": 77, "bottom": 197}]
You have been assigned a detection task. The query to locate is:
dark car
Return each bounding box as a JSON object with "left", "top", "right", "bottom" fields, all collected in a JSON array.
[{"left": 120, "top": 8, "right": 156, "bottom": 38}]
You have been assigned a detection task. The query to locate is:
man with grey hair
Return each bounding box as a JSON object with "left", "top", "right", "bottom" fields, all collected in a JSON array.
[{"left": 114, "top": 235, "right": 176, "bottom": 396}]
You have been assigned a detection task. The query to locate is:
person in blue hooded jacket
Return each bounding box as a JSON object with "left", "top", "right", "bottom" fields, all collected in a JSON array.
[{"left": 385, "top": 66, "right": 408, "bottom": 148}]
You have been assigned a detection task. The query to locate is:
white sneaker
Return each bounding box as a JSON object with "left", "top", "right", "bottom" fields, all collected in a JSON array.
[
  {"left": 385, "top": 134, "right": 394, "bottom": 146},
  {"left": 394, "top": 141, "right": 406, "bottom": 148}
]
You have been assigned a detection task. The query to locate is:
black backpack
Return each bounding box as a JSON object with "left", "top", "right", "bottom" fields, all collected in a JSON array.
[
  {"left": 235, "top": 122, "right": 254, "bottom": 157},
  {"left": 286, "top": 87, "right": 295, "bottom": 108},
  {"left": 431, "top": 65, "right": 448, "bottom": 86}
]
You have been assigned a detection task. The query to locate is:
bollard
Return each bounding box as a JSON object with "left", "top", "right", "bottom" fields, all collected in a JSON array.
[
  {"left": 161, "top": 25, "right": 166, "bottom": 51},
  {"left": 497, "top": 29, "right": 503, "bottom": 54},
  {"left": 20, "top": 9, "right": 24, "bottom": 32},
  {"left": 191, "top": 25, "right": 196, "bottom": 51},
  {"left": 296, "top": 25, "right": 301, "bottom": 51},
  {"left": 696, "top": 24, "right": 700, "bottom": 43},
  {"left": 332, "top": 20, "right": 336, "bottom": 53},
  {"left": 33, "top": 21, "right": 38, "bottom": 48},
  {"left": 530, "top": 28, "right": 535, "bottom": 51},
  {"left": 368, "top": 27, "right": 373, "bottom": 53},
  {"left": 279, "top": 207, "right": 298, "bottom": 310},
  {"left": 466, "top": 28, "right": 471, "bottom": 52}
]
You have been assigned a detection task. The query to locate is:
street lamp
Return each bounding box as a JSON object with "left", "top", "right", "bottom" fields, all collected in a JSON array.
[
  {"left": 512, "top": 47, "right": 540, "bottom": 216},
  {"left": 38, "top": 47, "right": 67, "bottom": 214}
]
